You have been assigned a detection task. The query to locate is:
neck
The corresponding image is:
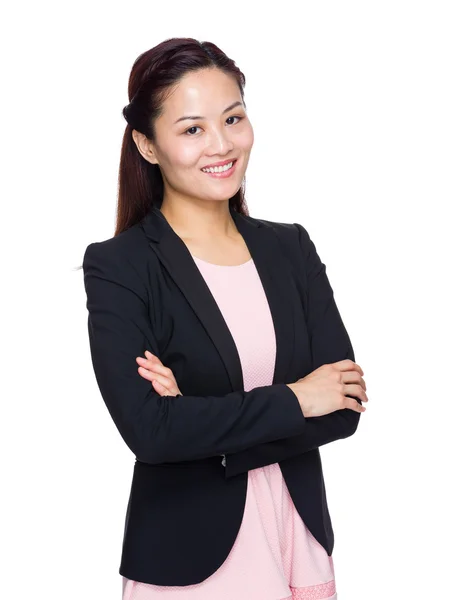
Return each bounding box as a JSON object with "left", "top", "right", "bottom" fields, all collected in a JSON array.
[{"left": 159, "top": 198, "right": 238, "bottom": 242}]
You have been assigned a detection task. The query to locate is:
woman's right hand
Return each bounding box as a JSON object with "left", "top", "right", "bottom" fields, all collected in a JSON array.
[{"left": 287, "top": 359, "right": 368, "bottom": 418}]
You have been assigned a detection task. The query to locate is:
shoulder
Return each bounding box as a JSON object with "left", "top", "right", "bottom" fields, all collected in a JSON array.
[
  {"left": 82, "top": 223, "right": 150, "bottom": 298},
  {"left": 249, "top": 213, "right": 324, "bottom": 290},
  {"left": 245, "top": 214, "right": 322, "bottom": 293},
  {"left": 247, "top": 213, "right": 314, "bottom": 257},
  {"left": 82, "top": 218, "right": 151, "bottom": 267}
]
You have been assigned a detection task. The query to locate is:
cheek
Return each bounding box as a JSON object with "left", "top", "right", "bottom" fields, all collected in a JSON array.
[
  {"left": 168, "top": 141, "right": 202, "bottom": 169},
  {"left": 167, "top": 144, "right": 201, "bottom": 180},
  {"left": 237, "top": 123, "right": 254, "bottom": 151}
]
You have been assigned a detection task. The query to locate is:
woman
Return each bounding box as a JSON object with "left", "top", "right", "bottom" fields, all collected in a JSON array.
[{"left": 83, "top": 37, "right": 368, "bottom": 600}]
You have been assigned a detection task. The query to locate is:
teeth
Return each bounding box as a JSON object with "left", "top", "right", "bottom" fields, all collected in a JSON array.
[{"left": 202, "top": 161, "right": 234, "bottom": 173}]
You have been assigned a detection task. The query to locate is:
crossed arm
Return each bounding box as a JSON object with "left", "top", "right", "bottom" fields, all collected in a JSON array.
[
  {"left": 133, "top": 222, "right": 362, "bottom": 478},
  {"left": 83, "top": 239, "right": 309, "bottom": 466},
  {"left": 222, "top": 223, "right": 362, "bottom": 476}
]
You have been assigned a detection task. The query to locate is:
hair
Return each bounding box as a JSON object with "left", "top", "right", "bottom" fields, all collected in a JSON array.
[
  {"left": 73, "top": 38, "right": 250, "bottom": 271},
  {"left": 77, "top": 41, "right": 254, "bottom": 427},
  {"left": 116, "top": 37, "right": 250, "bottom": 237}
]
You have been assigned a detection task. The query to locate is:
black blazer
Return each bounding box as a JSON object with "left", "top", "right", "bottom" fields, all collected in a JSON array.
[{"left": 82, "top": 204, "right": 361, "bottom": 586}]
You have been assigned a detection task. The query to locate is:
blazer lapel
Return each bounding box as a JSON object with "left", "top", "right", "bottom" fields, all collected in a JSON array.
[{"left": 140, "top": 205, "right": 295, "bottom": 392}]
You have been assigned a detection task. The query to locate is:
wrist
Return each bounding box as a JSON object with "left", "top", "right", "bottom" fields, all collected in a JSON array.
[{"left": 286, "top": 382, "right": 306, "bottom": 416}]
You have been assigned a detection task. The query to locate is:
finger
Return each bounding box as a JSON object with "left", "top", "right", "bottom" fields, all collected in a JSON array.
[
  {"left": 336, "top": 359, "right": 364, "bottom": 376},
  {"left": 136, "top": 356, "right": 168, "bottom": 375},
  {"left": 344, "top": 383, "right": 369, "bottom": 403},
  {"left": 352, "top": 398, "right": 366, "bottom": 413},
  {"left": 152, "top": 379, "right": 172, "bottom": 396},
  {"left": 137, "top": 367, "right": 174, "bottom": 388},
  {"left": 151, "top": 378, "right": 180, "bottom": 397},
  {"left": 152, "top": 374, "right": 174, "bottom": 393},
  {"left": 145, "top": 350, "right": 163, "bottom": 365},
  {"left": 137, "top": 359, "right": 176, "bottom": 385},
  {"left": 341, "top": 371, "right": 367, "bottom": 391},
  {"left": 344, "top": 396, "right": 366, "bottom": 413}
]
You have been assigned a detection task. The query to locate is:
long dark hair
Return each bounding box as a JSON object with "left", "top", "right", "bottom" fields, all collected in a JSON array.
[{"left": 116, "top": 37, "right": 249, "bottom": 237}]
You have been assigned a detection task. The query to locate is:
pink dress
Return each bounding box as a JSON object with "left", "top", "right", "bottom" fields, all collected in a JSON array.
[{"left": 122, "top": 255, "right": 338, "bottom": 600}]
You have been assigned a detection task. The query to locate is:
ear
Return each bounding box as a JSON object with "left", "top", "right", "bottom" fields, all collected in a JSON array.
[{"left": 132, "top": 129, "right": 159, "bottom": 165}]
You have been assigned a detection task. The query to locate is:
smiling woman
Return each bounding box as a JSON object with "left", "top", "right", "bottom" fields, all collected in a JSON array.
[
  {"left": 82, "top": 36, "right": 359, "bottom": 600},
  {"left": 128, "top": 67, "right": 253, "bottom": 215},
  {"left": 118, "top": 53, "right": 254, "bottom": 237}
]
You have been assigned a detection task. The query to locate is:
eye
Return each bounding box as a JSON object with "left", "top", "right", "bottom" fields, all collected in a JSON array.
[
  {"left": 226, "top": 115, "right": 243, "bottom": 126},
  {"left": 184, "top": 115, "right": 244, "bottom": 136},
  {"left": 184, "top": 126, "right": 203, "bottom": 136}
]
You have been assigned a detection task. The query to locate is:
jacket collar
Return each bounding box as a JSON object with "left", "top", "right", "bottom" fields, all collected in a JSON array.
[{"left": 140, "top": 204, "right": 295, "bottom": 392}]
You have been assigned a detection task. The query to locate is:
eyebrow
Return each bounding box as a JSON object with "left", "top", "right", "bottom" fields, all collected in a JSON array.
[{"left": 173, "top": 101, "right": 244, "bottom": 125}]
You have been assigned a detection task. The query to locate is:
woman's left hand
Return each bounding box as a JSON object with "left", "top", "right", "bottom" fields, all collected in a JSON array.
[{"left": 136, "top": 350, "right": 182, "bottom": 396}]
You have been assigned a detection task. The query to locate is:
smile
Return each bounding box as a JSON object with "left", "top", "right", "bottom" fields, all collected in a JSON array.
[{"left": 201, "top": 160, "right": 237, "bottom": 178}]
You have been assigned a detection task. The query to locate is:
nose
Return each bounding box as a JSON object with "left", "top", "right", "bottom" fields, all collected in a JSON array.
[{"left": 206, "top": 125, "right": 234, "bottom": 156}]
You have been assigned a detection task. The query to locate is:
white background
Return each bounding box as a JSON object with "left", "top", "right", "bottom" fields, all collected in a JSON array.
[{"left": 1, "top": 1, "right": 473, "bottom": 598}]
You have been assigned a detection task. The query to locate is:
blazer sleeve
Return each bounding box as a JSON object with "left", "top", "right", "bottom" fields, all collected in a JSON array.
[
  {"left": 83, "top": 241, "right": 306, "bottom": 465},
  {"left": 224, "top": 222, "right": 362, "bottom": 478}
]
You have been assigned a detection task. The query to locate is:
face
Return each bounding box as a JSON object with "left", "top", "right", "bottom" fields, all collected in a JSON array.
[{"left": 132, "top": 68, "right": 254, "bottom": 206}]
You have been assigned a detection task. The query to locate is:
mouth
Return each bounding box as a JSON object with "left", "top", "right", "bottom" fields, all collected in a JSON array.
[{"left": 200, "top": 159, "right": 238, "bottom": 179}]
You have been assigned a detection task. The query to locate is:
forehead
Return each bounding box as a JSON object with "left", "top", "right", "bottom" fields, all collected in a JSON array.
[{"left": 162, "top": 69, "right": 241, "bottom": 117}]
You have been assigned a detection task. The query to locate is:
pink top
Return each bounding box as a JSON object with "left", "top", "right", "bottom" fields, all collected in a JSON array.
[{"left": 122, "top": 256, "right": 337, "bottom": 600}]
